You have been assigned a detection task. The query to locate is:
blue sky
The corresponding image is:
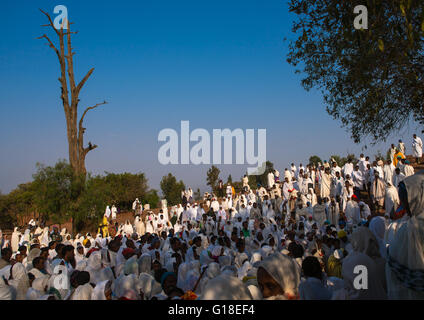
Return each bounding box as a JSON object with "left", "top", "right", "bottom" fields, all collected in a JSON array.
[{"left": 0, "top": 0, "right": 418, "bottom": 195}]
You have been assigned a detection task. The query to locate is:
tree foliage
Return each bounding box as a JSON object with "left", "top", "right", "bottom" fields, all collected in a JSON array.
[
  {"left": 328, "top": 153, "right": 358, "bottom": 166},
  {"left": 0, "top": 161, "right": 156, "bottom": 233},
  {"left": 309, "top": 155, "right": 323, "bottom": 167},
  {"left": 206, "top": 166, "right": 220, "bottom": 193},
  {"left": 287, "top": 0, "right": 424, "bottom": 143},
  {"left": 160, "top": 173, "right": 185, "bottom": 206}
]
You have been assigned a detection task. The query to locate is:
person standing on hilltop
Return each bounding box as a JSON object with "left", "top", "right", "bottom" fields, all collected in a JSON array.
[
  {"left": 404, "top": 160, "right": 415, "bottom": 177},
  {"left": 393, "top": 149, "right": 405, "bottom": 168},
  {"left": 242, "top": 175, "right": 249, "bottom": 193},
  {"left": 398, "top": 140, "right": 405, "bottom": 155},
  {"left": 267, "top": 170, "right": 275, "bottom": 189},
  {"left": 111, "top": 205, "right": 117, "bottom": 221},
  {"left": 105, "top": 206, "right": 111, "bottom": 219},
  {"left": 218, "top": 180, "right": 224, "bottom": 198},
  {"left": 132, "top": 198, "right": 140, "bottom": 215},
  {"left": 412, "top": 134, "right": 423, "bottom": 164},
  {"left": 226, "top": 184, "right": 232, "bottom": 199},
  {"left": 389, "top": 145, "right": 396, "bottom": 163}
]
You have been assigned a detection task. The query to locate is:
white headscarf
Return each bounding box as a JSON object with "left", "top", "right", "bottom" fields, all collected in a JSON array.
[
  {"left": 138, "top": 273, "right": 162, "bottom": 300},
  {"left": 113, "top": 274, "right": 139, "bottom": 299},
  {"left": 350, "top": 227, "right": 381, "bottom": 260},
  {"left": 369, "top": 216, "right": 387, "bottom": 258},
  {"left": 138, "top": 254, "right": 152, "bottom": 275},
  {"left": 124, "top": 256, "right": 139, "bottom": 276},
  {"left": 86, "top": 251, "right": 102, "bottom": 284},
  {"left": 334, "top": 251, "right": 387, "bottom": 300},
  {"left": 0, "top": 276, "right": 13, "bottom": 300},
  {"left": 9, "top": 262, "right": 29, "bottom": 300},
  {"left": 247, "top": 284, "right": 263, "bottom": 300},
  {"left": 177, "top": 262, "right": 191, "bottom": 292},
  {"left": 72, "top": 283, "right": 93, "bottom": 300},
  {"left": 91, "top": 280, "right": 110, "bottom": 300},
  {"left": 258, "top": 252, "right": 300, "bottom": 298},
  {"left": 199, "top": 274, "right": 253, "bottom": 300}
]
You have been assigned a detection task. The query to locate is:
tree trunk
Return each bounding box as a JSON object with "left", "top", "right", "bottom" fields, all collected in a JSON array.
[{"left": 38, "top": 10, "right": 106, "bottom": 177}]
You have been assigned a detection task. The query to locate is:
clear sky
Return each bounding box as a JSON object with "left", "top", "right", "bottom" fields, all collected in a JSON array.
[{"left": 0, "top": 0, "right": 419, "bottom": 195}]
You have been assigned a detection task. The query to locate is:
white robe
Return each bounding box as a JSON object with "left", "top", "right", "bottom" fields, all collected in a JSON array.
[
  {"left": 412, "top": 136, "right": 423, "bottom": 158},
  {"left": 111, "top": 206, "right": 117, "bottom": 220},
  {"left": 320, "top": 173, "right": 331, "bottom": 199},
  {"left": 383, "top": 164, "right": 395, "bottom": 184},
  {"left": 385, "top": 185, "right": 399, "bottom": 217},
  {"left": 11, "top": 228, "right": 20, "bottom": 253}
]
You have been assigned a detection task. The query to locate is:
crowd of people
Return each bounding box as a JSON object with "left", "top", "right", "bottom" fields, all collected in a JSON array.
[{"left": 0, "top": 134, "right": 423, "bottom": 300}]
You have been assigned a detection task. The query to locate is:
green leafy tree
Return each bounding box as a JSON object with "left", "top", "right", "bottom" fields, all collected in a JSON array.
[
  {"left": 0, "top": 160, "right": 154, "bottom": 233},
  {"left": 0, "top": 182, "right": 36, "bottom": 228},
  {"left": 227, "top": 175, "right": 233, "bottom": 185},
  {"left": 103, "top": 172, "right": 149, "bottom": 210},
  {"left": 248, "top": 174, "right": 257, "bottom": 191},
  {"left": 309, "top": 155, "right": 322, "bottom": 167},
  {"left": 160, "top": 173, "right": 185, "bottom": 206},
  {"left": 287, "top": 1, "right": 424, "bottom": 143},
  {"left": 143, "top": 190, "right": 160, "bottom": 209},
  {"left": 206, "top": 166, "right": 220, "bottom": 193},
  {"left": 31, "top": 160, "right": 79, "bottom": 224},
  {"left": 346, "top": 154, "right": 358, "bottom": 165}
]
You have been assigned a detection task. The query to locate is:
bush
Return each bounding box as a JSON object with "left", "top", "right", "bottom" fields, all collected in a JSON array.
[
  {"left": 0, "top": 160, "right": 158, "bottom": 233},
  {"left": 160, "top": 173, "right": 185, "bottom": 206}
]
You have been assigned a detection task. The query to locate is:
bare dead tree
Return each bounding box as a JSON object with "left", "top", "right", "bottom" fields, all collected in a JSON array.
[{"left": 37, "top": 9, "right": 107, "bottom": 176}]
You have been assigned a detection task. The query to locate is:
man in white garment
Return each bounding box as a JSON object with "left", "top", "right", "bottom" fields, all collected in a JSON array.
[
  {"left": 267, "top": 171, "right": 275, "bottom": 189},
  {"left": 385, "top": 182, "right": 399, "bottom": 218},
  {"left": 375, "top": 160, "right": 384, "bottom": 178},
  {"left": 217, "top": 207, "right": 227, "bottom": 223},
  {"left": 412, "top": 134, "right": 423, "bottom": 164},
  {"left": 358, "top": 201, "right": 371, "bottom": 221},
  {"left": 290, "top": 163, "right": 297, "bottom": 177},
  {"left": 105, "top": 206, "right": 111, "bottom": 219},
  {"left": 358, "top": 154, "right": 369, "bottom": 176},
  {"left": 392, "top": 168, "right": 406, "bottom": 190},
  {"left": 383, "top": 159, "right": 396, "bottom": 185},
  {"left": 342, "top": 158, "right": 354, "bottom": 179},
  {"left": 312, "top": 197, "right": 327, "bottom": 227},
  {"left": 242, "top": 175, "right": 249, "bottom": 192},
  {"left": 210, "top": 198, "right": 220, "bottom": 213},
  {"left": 345, "top": 197, "right": 360, "bottom": 229},
  {"left": 319, "top": 167, "right": 332, "bottom": 199},
  {"left": 398, "top": 139, "right": 405, "bottom": 155},
  {"left": 111, "top": 205, "right": 117, "bottom": 220},
  {"left": 330, "top": 161, "right": 341, "bottom": 178},
  {"left": 404, "top": 160, "right": 415, "bottom": 177},
  {"left": 351, "top": 165, "right": 364, "bottom": 195},
  {"left": 282, "top": 177, "right": 293, "bottom": 202},
  {"left": 226, "top": 185, "right": 232, "bottom": 199},
  {"left": 132, "top": 198, "right": 140, "bottom": 214},
  {"left": 370, "top": 171, "right": 386, "bottom": 209},
  {"left": 389, "top": 144, "right": 396, "bottom": 162},
  {"left": 283, "top": 168, "right": 291, "bottom": 183},
  {"left": 333, "top": 171, "right": 344, "bottom": 198}
]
